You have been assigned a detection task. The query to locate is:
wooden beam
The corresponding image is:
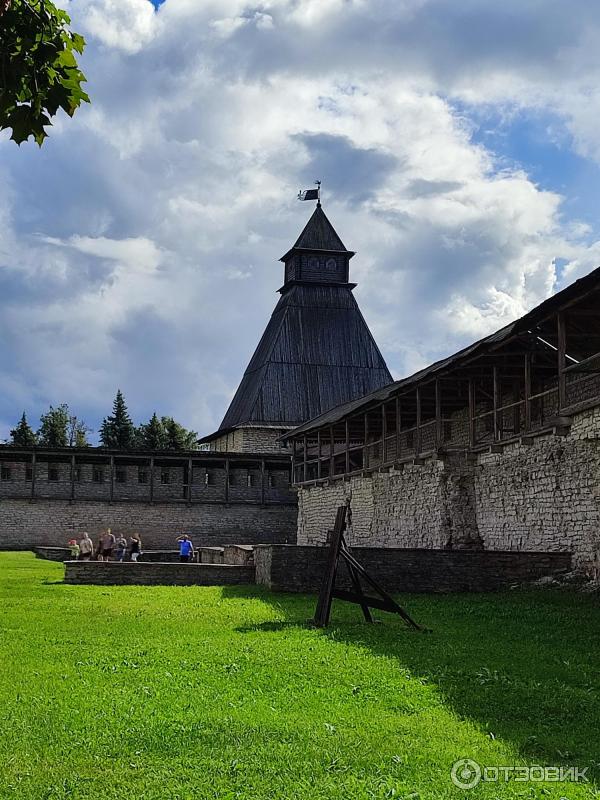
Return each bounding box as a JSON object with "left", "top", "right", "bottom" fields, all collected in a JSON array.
[
  {"left": 31, "top": 451, "right": 36, "bottom": 500},
  {"left": 557, "top": 311, "right": 567, "bottom": 411},
  {"left": 303, "top": 435, "right": 307, "bottom": 484},
  {"left": 415, "top": 387, "right": 422, "bottom": 456},
  {"left": 524, "top": 353, "right": 532, "bottom": 432},
  {"left": 317, "top": 430, "right": 322, "bottom": 480},
  {"left": 492, "top": 365, "right": 500, "bottom": 441},
  {"left": 329, "top": 426, "right": 335, "bottom": 477},
  {"left": 468, "top": 378, "right": 475, "bottom": 448},
  {"left": 345, "top": 419, "right": 350, "bottom": 474},
  {"left": 381, "top": 403, "right": 387, "bottom": 463},
  {"left": 109, "top": 455, "right": 115, "bottom": 503},
  {"left": 149, "top": 456, "right": 154, "bottom": 503},
  {"left": 435, "top": 379, "right": 442, "bottom": 447},
  {"left": 260, "top": 458, "right": 266, "bottom": 505},
  {"left": 188, "top": 456, "right": 193, "bottom": 504},
  {"left": 70, "top": 453, "right": 76, "bottom": 501},
  {"left": 395, "top": 396, "right": 401, "bottom": 461},
  {"left": 224, "top": 458, "right": 230, "bottom": 503}
]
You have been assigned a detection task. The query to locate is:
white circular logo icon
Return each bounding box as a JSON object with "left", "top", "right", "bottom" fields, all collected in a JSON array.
[{"left": 451, "top": 758, "right": 482, "bottom": 790}]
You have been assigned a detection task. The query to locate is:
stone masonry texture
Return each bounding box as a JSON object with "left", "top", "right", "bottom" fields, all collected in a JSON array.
[
  {"left": 64, "top": 561, "right": 255, "bottom": 586},
  {"left": 0, "top": 499, "right": 297, "bottom": 550},
  {"left": 254, "top": 545, "right": 572, "bottom": 594},
  {"left": 296, "top": 407, "right": 600, "bottom": 569}
]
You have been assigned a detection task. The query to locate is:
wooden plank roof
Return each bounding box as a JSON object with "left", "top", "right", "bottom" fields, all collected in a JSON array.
[
  {"left": 284, "top": 264, "right": 600, "bottom": 438},
  {"left": 215, "top": 283, "right": 392, "bottom": 431}
]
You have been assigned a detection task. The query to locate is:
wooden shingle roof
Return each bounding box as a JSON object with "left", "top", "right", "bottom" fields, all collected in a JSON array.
[{"left": 217, "top": 284, "right": 391, "bottom": 430}]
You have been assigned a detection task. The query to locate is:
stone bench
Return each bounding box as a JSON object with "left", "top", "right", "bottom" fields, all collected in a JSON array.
[
  {"left": 198, "top": 546, "right": 224, "bottom": 564},
  {"left": 223, "top": 545, "right": 254, "bottom": 566}
]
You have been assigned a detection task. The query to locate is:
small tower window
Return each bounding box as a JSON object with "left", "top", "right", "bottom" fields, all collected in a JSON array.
[
  {"left": 326, "top": 257, "right": 337, "bottom": 271},
  {"left": 308, "top": 256, "right": 320, "bottom": 270}
]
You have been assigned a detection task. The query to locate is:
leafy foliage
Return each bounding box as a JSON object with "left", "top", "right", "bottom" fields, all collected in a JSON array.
[
  {"left": 67, "top": 414, "right": 91, "bottom": 447},
  {"left": 163, "top": 416, "right": 198, "bottom": 450},
  {"left": 100, "top": 390, "right": 137, "bottom": 449},
  {"left": 0, "top": 0, "right": 89, "bottom": 146},
  {"left": 37, "top": 403, "right": 69, "bottom": 447},
  {"left": 10, "top": 411, "right": 36, "bottom": 446},
  {"left": 137, "top": 412, "right": 198, "bottom": 450},
  {"left": 137, "top": 412, "right": 168, "bottom": 450}
]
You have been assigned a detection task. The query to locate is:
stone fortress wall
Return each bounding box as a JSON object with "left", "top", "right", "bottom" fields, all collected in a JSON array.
[
  {"left": 0, "top": 451, "right": 297, "bottom": 549},
  {"left": 297, "top": 406, "right": 600, "bottom": 570}
]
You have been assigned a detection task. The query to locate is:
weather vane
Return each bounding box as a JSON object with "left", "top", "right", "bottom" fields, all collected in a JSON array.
[{"left": 298, "top": 179, "right": 321, "bottom": 206}]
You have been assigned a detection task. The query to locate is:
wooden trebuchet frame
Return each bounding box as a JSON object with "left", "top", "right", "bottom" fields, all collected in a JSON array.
[{"left": 313, "top": 505, "right": 426, "bottom": 630}]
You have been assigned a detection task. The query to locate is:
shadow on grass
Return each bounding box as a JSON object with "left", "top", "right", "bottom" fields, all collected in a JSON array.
[{"left": 224, "top": 584, "right": 600, "bottom": 785}]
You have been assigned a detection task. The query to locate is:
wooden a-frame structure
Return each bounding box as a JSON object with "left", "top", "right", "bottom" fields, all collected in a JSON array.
[{"left": 313, "top": 505, "right": 426, "bottom": 630}]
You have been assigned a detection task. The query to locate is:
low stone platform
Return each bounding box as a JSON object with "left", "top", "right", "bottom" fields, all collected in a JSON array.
[
  {"left": 254, "top": 545, "right": 572, "bottom": 593},
  {"left": 35, "top": 546, "right": 72, "bottom": 562},
  {"left": 64, "top": 561, "right": 255, "bottom": 586}
]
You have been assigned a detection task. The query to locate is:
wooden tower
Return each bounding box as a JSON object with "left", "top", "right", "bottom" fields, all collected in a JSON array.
[{"left": 200, "top": 204, "right": 392, "bottom": 452}]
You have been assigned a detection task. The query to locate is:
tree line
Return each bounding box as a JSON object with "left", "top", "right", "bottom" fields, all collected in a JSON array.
[{"left": 8, "top": 390, "right": 198, "bottom": 451}]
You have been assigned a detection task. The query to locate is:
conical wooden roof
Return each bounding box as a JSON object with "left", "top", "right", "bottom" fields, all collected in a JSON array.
[{"left": 217, "top": 207, "right": 391, "bottom": 431}]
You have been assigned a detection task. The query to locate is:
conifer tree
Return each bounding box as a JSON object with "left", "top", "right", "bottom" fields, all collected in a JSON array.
[
  {"left": 37, "top": 405, "right": 69, "bottom": 447},
  {"left": 139, "top": 412, "right": 167, "bottom": 450},
  {"left": 10, "top": 412, "right": 36, "bottom": 446},
  {"left": 163, "top": 417, "right": 198, "bottom": 450},
  {"left": 100, "top": 390, "right": 136, "bottom": 449}
]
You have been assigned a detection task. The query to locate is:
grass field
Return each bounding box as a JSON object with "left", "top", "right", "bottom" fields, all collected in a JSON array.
[{"left": 0, "top": 552, "right": 599, "bottom": 800}]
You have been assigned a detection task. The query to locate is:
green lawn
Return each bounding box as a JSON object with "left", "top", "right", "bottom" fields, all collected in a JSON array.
[{"left": 0, "top": 552, "right": 599, "bottom": 800}]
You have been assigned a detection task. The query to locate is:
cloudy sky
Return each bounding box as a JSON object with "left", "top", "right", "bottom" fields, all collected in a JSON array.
[{"left": 2, "top": 0, "right": 600, "bottom": 441}]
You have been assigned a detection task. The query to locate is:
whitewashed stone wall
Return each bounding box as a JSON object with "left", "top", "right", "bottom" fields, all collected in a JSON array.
[
  {"left": 207, "top": 427, "right": 291, "bottom": 453},
  {"left": 297, "top": 407, "right": 600, "bottom": 567},
  {"left": 473, "top": 406, "right": 600, "bottom": 565}
]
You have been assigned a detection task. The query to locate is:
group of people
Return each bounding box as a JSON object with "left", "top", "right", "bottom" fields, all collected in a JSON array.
[{"left": 67, "top": 531, "right": 195, "bottom": 563}]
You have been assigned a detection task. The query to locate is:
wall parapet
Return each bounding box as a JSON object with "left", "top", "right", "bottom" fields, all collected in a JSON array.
[
  {"left": 254, "top": 545, "right": 572, "bottom": 594},
  {"left": 64, "top": 561, "right": 255, "bottom": 586}
]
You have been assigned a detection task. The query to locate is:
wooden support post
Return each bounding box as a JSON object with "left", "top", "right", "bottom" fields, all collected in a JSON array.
[
  {"left": 381, "top": 403, "right": 387, "bottom": 463},
  {"left": 415, "top": 388, "right": 422, "bottom": 456},
  {"left": 329, "top": 426, "right": 335, "bottom": 477},
  {"left": 557, "top": 311, "right": 567, "bottom": 411},
  {"left": 468, "top": 378, "right": 475, "bottom": 449},
  {"left": 70, "top": 454, "right": 76, "bottom": 501},
  {"left": 260, "top": 459, "right": 266, "bottom": 505},
  {"left": 345, "top": 419, "right": 350, "bottom": 474},
  {"left": 224, "top": 458, "right": 230, "bottom": 503},
  {"left": 364, "top": 412, "right": 369, "bottom": 468},
  {"left": 435, "top": 379, "right": 442, "bottom": 447},
  {"left": 109, "top": 455, "right": 115, "bottom": 503},
  {"left": 493, "top": 365, "right": 500, "bottom": 441},
  {"left": 317, "top": 430, "right": 322, "bottom": 479},
  {"left": 188, "top": 456, "right": 193, "bottom": 504},
  {"left": 31, "top": 451, "right": 36, "bottom": 500},
  {"left": 149, "top": 456, "right": 154, "bottom": 503},
  {"left": 524, "top": 353, "right": 532, "bottom": 432},
  {"left": 395, "top": 396, "right": 401, "bottom": 460},
  {"left": 303, "top": 435, "right": 307, "bottom": 483}
]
